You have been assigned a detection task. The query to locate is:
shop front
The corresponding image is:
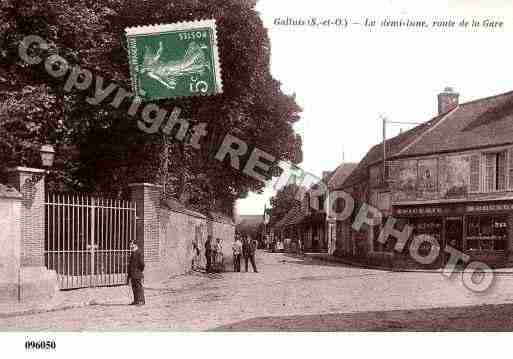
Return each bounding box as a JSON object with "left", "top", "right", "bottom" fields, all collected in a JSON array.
[
  {"left": 301, "top": 212, "right": 327, "bottom": 252},
  {"left": 392, "top": 199, "right": 513, "bottom": 268}
]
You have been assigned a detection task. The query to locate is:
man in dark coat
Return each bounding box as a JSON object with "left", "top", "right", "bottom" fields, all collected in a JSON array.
[
  {"left": 127, "top": 241, "right": 145, "bottom": 305},
  {"left": 205, "top": 235, "right": 213, "bottom": 273},
  {"left": 242, "top": 237, "right": 258, "bottom": 273}
]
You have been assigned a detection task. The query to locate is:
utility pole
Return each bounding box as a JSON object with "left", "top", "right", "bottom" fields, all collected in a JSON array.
[
  {"left": 381, "top": 115, "right": 387, "bottom": 184},
  {"left": 160, "top": 132, "right": 170, "bottom": 197},
  {"left": 380, "top": 115, "right": 423, "bottom": 184},
  {"left": 263, "top": 204, "right": 269, "bottom": 249}
]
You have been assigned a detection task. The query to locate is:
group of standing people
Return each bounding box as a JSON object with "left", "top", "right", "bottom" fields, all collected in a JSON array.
[
  {"left": 126, "top": 232, "right": 260, "bottom": 306},
  {"left": 204, "top": 234, "right": 259, "bottom": 273},
  {"left": 204, "top": 236, "right": 224, "bottom": 273},
  {"left": 232, "top": 234, "right": 258, "bottom": 273}
]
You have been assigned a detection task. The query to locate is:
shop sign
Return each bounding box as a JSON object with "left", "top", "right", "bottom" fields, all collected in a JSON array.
[
  {"left": 394, "top": 205, "right": 464, "bottom": 217},
  {"left": 395, "top": 207, "right": 443, "bottom": 216},
  {"left": 466, "top": 202, "right": 513, "bottom": 213}
]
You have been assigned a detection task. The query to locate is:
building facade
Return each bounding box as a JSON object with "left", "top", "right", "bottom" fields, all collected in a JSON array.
[
  {"left": 271, "top": 182, "right": 326, "bottom": 252},
  {"left": 273, "top": 165, "right": 357, "bottom": 253},
  {"left": 333, "top": 88, "right": 513, "bottom": 268}
]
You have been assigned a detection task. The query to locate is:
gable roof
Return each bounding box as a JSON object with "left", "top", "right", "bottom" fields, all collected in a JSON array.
[
  {"left": 273, "top": 215, "right": 287, "bottom": 229},
  {"left": 273, "top": 203, "right": 307, "bottom": 229},
  {"left": 327, "top": 162, "right": 358, "bottom": 190},
  {"left": 341, "top": 113, "right": 446, "bottom": 188},
  {"left": 341, "top": 89, "right": 513, "bottom": 188},
  {"left": 400, "top": 90, "right": 513, "bottom": 156}
]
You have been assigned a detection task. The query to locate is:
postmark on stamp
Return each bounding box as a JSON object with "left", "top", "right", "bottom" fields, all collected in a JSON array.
[{"left": 125, "top": 19, "right": 223, "bottom": 101}]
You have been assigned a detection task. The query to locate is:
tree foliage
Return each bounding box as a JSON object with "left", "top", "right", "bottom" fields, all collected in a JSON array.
[{"left": 0, "top": 0, "right": 302, "bottom": 215}]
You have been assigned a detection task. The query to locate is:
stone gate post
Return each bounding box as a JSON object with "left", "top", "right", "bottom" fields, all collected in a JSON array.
[
  {"left": 4, "top": 167, "right": 58, "bottom": 302},
  {"left": 129, "top": 183, "right": 163, "bottom": 282},
  {"left": 0, "top": 184, "right": 22, "bottom": 302}
]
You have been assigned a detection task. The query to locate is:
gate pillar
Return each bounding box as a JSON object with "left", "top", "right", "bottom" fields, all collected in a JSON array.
[
  {"left": 129, "top": 183, "right": 163, "bottom": 282},
  {"left": 0, "top": 184, "right": 22, "bottom": 302},
  {"left": 5, "top": 167, "right": 58, "bottom": 302}
]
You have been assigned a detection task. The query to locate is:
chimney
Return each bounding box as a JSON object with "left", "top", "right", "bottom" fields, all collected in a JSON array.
[
  {"left": 322, "top": 171, "right": 331, "bottom": 181},
  {"left": 437, "top": 87, "right": 459, "bottom": 115}
]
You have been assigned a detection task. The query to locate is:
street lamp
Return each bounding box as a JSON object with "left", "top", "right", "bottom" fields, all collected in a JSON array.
[
  {"left": 25, "top": 144, "right": 55, "bottom": 186},
  {"left": 39, "top": 144, "right": 56, "bottom": 169}
]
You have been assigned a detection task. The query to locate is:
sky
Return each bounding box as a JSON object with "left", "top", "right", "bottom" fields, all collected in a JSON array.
[{"left": 236, "top": 0, "right": 513, "bottom": 216}]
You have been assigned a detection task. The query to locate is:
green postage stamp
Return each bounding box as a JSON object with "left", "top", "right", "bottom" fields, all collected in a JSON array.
[{"left": 125, "top": 19, "right": 223, "bottom": 101}]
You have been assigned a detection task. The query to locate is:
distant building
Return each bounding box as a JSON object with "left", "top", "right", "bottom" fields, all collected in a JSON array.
[
  {"left": 236, "top": 214, "right": 264, "bottom": 243},
  {"left": 272, "top": 203, "right": 306, "bottom": 249},
  {"left": 333, "top": 88, "right": 513, "bottom": 268},
  {"left": 272, "top": 163, "right": 357, "bottom": 252}
]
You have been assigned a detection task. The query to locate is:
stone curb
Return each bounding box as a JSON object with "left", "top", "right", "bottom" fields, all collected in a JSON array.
[
  {"left": 305, "top": 253, "right": 513, "bottom": 274},
  {"left": 304, "top": 253, "right": 402, "bottom": 271},
  {"left": 305, "top": 253, "right": 451, "bottom": 273},
  {"left": 0, "top": 300, "right": 93, "bottom": 319},
  {"left": 0, "top": 276, "right": 204, "bottom": 319}
]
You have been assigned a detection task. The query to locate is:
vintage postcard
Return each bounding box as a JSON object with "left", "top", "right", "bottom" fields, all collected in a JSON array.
[{"left": 1, "top": 0, "right": 513, "bottom": 358}]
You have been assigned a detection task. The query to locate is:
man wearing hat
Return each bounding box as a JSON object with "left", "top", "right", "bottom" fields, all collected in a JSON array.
[{"left": 127, "top": 241, "right": 145, "bottom": 305}]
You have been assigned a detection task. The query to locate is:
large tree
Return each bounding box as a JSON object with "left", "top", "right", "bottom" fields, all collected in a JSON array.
[{"left": 0, "top": 0, "right": 302, "bottom": 215}]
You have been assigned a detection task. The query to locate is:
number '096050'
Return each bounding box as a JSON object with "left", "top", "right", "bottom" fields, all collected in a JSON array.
[{"left": 25, "top": 340, "right": 56, "bottom": 350}]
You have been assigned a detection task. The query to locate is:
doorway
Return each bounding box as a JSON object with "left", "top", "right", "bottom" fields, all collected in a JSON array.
[{"left": 445, "top": 217, "right": 463, "bottom": 252}]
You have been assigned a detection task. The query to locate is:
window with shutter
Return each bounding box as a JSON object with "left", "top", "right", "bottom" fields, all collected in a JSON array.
[
  {"left": 483, "top": 151, "right": 508, "bottom": 192},
  {"left": 509, "top": 149, "right": 513, "bottom": 190},
  {"left": 470, "top": 155, "right": 480, "bottom": 192}
]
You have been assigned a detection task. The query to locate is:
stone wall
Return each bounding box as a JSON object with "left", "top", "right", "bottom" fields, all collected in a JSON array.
[
  {"left": 209, "top": 218, "right": 236, "bottom": 256},
  {"left": 158, "top": 207, "right": 206, "bottom": 278},
  {"left": 155, "top": 208, "right": 236, "bottom": 280},
  {"left": 130, "top": 183, "right": 235, "bottom": 282}
]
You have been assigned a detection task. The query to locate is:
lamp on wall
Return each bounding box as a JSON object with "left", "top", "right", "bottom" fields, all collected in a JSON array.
[
  {"left": 24, "top": 144, "right": 56, "bottom": 186},
  {"left": 40, "top": 144, "right": 56, "bottom": 169}
]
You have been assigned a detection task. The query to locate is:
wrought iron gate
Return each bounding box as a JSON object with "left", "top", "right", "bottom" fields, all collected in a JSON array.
[{"left": 44, "top": 193, "right": 137, "bottom": 290}]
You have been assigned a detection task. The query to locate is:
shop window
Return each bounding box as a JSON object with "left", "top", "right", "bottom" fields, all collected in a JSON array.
[
  {"left": 410, "top": 218, "right": 442, "bottom": 256},
  {"left": 466, "top": 216, "right": 508, "bottom": 251},
  {"left": 373, "top": 217, "right": 399, "bottom": 253}
]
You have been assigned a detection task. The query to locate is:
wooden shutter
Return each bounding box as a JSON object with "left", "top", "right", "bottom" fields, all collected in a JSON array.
[
  {"left": 485, "top": 153, "right": 496, "bottom": 192},
  {"left": 509, "top": 149, "right": 513, "bottom": 190},
  {"left": 470, "top": 154, "right": 480, "bottom": 192},
  {"left": 498, "top": 151, "right": 507, "bottom": 191}
]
